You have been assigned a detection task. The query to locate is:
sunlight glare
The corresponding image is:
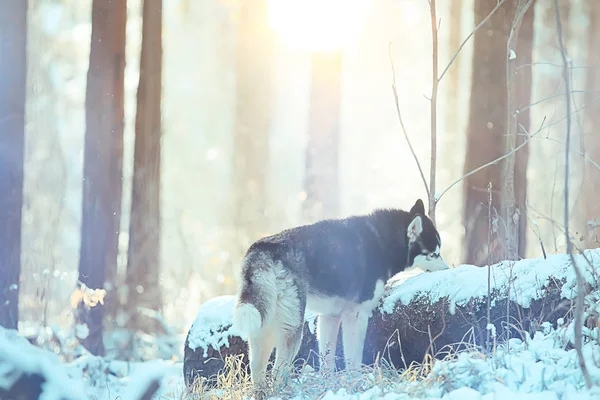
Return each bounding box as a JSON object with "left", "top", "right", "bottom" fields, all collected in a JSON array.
[{"left": 267, "top": 0, "right": 368, "bottom": 52}]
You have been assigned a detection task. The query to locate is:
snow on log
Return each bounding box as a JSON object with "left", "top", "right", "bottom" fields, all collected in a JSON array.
[{"left": 183, "top": 249, "right": 600, "bottom": 387}]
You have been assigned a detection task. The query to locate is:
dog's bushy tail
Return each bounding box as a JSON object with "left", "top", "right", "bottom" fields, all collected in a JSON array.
[{"left": 233, "top": 256, "right": 278, "bottom": 338}]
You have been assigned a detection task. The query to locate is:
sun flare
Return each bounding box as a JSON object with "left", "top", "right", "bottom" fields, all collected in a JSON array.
[{"left": 267, "top": 0, "right": 368, "bottom": 52}]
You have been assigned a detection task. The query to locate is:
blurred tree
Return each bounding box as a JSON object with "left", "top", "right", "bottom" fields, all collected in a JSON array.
[
  {"left": 502, "top": 1, "right": 534, "bottom": 261},
  {"left": 302, "top": 51, "right": 342, "bottom": 222},
  {"left": 0, "top": 0, "right": 27, "bottom": 330},
  {"left": 228, "top": 0, "right": 274, "bottom": 285},
  {"left": 125, "top": 0, "right": 163, "bottom": 333},
  {"left": 513, "top": 3, "right": 534, "bottom": 259},
  {"left": 444, "top": 0, "right": 463, "bottom": 138},
  {"left": 77, "top": 0, "right": 127, "bottom": 356},
  {"left": 463, "top": 0, "right": 532, "bottom": 265},
  {"left": 583, "top": 1, "right": 600, "bottom": 247}
]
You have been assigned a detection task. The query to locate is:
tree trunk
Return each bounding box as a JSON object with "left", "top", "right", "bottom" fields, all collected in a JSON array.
[
  {"left": 463, "top": 0, "right": 517, "bottom": 265},
  {"left": 78, "top": 0, "right": 127, "bottom": 356},
  {"left": 514, "top": 3, "right": 534, "bottom": 259},
  {"left": 125, "top": 0, "right": 163, "bottom": 334},
  {"left": 502, "top": 1, "right": 534, "bottom": 261},
  {"left": 183, "top": 250, "right": 595, "bottom": 387},
  {"left": 228, "top": 0, "right": 274, "bottom": 288},
  {"left": 583, "top": 2, "right": 600, "bottom": 247},
  {"left": 444, "top": 0, "right": 463, "bottom": 140},
  {"left": 0, "top": 0, "right": 27, "bottom": 330},
  {"left": 302, "top": 51, "right": 342, "bottom": 222}
]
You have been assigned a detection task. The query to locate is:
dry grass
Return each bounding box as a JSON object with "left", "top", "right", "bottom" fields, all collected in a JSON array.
[{"left": 182, "top": 336, "right": 486, "bottom": 400}]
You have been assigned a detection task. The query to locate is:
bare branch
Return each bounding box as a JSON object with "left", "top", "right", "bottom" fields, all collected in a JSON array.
[
  {"left": 438, "top": 0, "right": 507, "bottom": 83},
  {"left": 428, "top": 0, "right": 439, "bottom": 223},
  {"left": 518, "top": 90, "right": 600, "bottom": 113},
  {"left": 515, "top": 61, "right": 596, "bottom": 71},
  {"left": 388, "top": 42, "right": 430, "bottom": 201},
  {"left": 554, "top": 0, "right": 593, "bottom": 389},
  {"left": 436, "top": 116, "right": 546, "bottom": 203}
]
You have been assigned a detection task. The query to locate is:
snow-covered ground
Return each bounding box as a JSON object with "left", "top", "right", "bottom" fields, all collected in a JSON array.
[
  {"left": 0, "top": 326, "right": 185, "bottom": 400},
  {"left": 4, "top": 250, "right": 600, "bottom": 399}
]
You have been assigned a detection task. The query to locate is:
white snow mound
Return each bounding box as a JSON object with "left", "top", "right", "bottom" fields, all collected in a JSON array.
[{"left": 382, "top": 249, "right": 600, "bottom": 314}]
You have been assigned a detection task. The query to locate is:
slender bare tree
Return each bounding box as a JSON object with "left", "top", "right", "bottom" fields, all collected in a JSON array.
[
  {"left": 583, "top": 1, "right": 600, "bottom": 248},
  {"left": 78, "top": 0, "right": 127, "bottom": 356},
  {"left": 302, "top": 51, "right": 343, "bottom": 222},
  {"left": 0, "top": 0, "right": 27, "bottom": 330},
  {"left": 502, "top": 0, "right": 535, "bottom": 261},
  {"left": 126, "top": 0, "right": 163, "bottom": 333}
]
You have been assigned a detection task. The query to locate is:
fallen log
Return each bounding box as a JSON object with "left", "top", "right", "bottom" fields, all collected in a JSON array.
[{"left": 183, "top": 249, "right": 600, "bottom": 387}]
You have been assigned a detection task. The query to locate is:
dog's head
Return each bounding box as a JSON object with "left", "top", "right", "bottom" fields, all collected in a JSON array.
[{"left": 405, "top": 199, "right": 449, "bottom": 272}]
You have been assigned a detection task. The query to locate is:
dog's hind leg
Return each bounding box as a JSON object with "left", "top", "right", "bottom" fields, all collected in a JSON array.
[
  {"left": 317, "top": 314, "right": 341, "bottom": 372},
  {"left": 247, "top": 326, "right": 276, "bottom": 390},
  {"left": 340, "top": 311, "right": 369, "bottom": 370},
  {"left": 273, "top": 324, "right": 303, "bottom": 385}
]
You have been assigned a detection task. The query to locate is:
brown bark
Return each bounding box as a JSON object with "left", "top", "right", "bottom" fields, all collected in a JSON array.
[
  {"left": 514, "top": 4, "right": 534, "bottom": 259},
  {"left": 583, "top": 2, "right": 600, "bottom": 247},
  {"left": 228, "top": 0, "right": 274, "bottom": 287},
  {"left": 302, "top": 52, "right": 342, "bottom": 222},
  {"left": 0, "top": 0, "right": 26, "bottom": 330},
  {"left": 502, "top": 1, "right": 534, "bottom": 261},
  {"left": 183, "top": 266, "right": 572, "bottom": 387},
  {"left": 78, "top": 0, "right": 126, "bottom": 356},
  {"left": 125, "top": 0, "right": 163, "bottom": 334},
  {"left": 444, "top": 0, "right": 463, "bottom": 141},
  {"left": 463, "top": 0, "right": 519, "bottom": 265}
]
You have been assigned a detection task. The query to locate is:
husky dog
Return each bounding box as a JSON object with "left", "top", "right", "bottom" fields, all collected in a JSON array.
[{"left": 232, "top": 199, "right": 448, "bottom": 389}]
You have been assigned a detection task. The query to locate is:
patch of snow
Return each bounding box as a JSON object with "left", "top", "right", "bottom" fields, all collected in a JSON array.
[
  {"left": 119, "top": 360, "right": 168, "bottom": 399},
  {"left": 0, "top": 327, "right": 87, "bottom": 400},
  {"left": 187, "top": 295, "right": 319, "bottom": 356},
  {"left": 65, "top": 354, "right": 184, "bottom": 399},
  {"left": 486, "top": 323, "right": 496, "bottom": 337},
  {"left": 382, "top": 249, "right": 600, "bottom": 314},
  {"left": 187, "top": 295, "right": 241, "bottom": 357},
  {"left": 75, "top": 324, "right": 89, "bottom": 340},
  {"left": 289, "top": 324, "right": 600, "bottom": 400}
]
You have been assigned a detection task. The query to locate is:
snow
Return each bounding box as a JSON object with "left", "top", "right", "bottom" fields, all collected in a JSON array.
[
  {"left": 0, "top": 327, "right": 87, "bottom": 400},
  {"left": 4, "top": 250, "right": 600, "bottom": 399},
  {"left": 186, "top": 295, "right": 244, "bottom": 357},
  {"left": 187, "top": 295, "right": 318, "bottom": 357},
  {"left": 0, "top": 326, "right": 184, "bottom": 399},
  {"left": 271, "top": 323, "right": 600, "bottom": 400},
  {"left": 382, "top": 249, "right": 600, "bottom": 314}
]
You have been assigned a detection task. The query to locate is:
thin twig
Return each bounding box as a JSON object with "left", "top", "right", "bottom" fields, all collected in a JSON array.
[
  {"left": 388, "top": 42, "right": 430, "bottom": 201},
  {"left": 428, "top": 0, "right": 439, "bottom": 223},
  {"left": 438, "top": 0, "right": 507, "bottom": 83},
  {"left": 516, "top": 133, "right": 600, "bottom": 172},
  {"left": 554, "top": 0, "right": 593, "bottom": 389},
  {"left": 515, "top": 61, "right": 596, "bottom": 71},
  {"left": 486, "top": 182, "right": 493, "bottom": 353},
  {"left": 518, "top": 90, "right": 600, "bottom": 113},
  {"left": 437, "top": 116, "right": 546, "bottom": 203}
]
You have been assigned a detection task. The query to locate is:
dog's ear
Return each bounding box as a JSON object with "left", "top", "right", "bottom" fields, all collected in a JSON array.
[
  {"left": 407, "top": 215, "right": 423, "bottom": 243},
  {"left": 410, "top": 199, "right": 425, "bottom": 216}
]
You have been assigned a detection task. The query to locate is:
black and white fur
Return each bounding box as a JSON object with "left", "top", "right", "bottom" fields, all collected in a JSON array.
[{"left": 232, "top": 199, "right": 448, "bottom": 388}]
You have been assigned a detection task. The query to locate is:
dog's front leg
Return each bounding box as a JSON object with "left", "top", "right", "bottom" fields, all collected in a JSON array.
[
  {"left": 341, "top": 311, "right": 369, "bottom": 370},
  {"left": 317, "top": 314, "right": 341, "bottom": 372}
]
